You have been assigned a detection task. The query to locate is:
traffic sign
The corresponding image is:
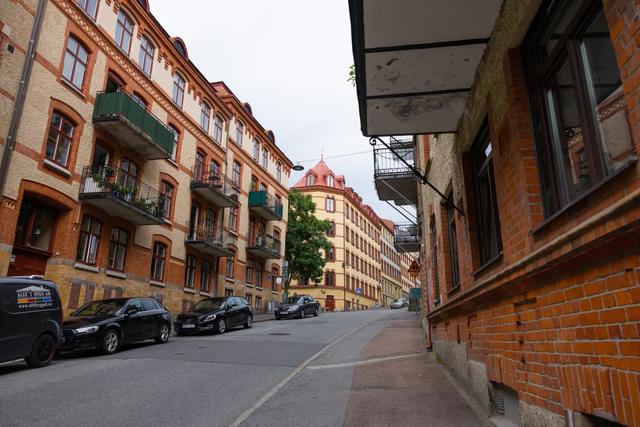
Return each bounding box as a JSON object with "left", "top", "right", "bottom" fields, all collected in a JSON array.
[
  {"left": 355, "top": 287, "right": 362, "bottom": 295},
  {"left": 408, "top": 260, "right": 420, "bottom": 278}
]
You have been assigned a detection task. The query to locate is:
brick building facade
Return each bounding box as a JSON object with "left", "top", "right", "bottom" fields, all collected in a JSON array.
[
  {"left": 351, "top": 0, "right": 640, "bottom": 425},
  {"left": 1, "top": 0, "right": 292, "bottom": 315}
]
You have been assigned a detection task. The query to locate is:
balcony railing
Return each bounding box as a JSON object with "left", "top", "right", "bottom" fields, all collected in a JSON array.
[
  {"left": 92, "top": 90, "right": 174, "bottom": 160},
  {"left": 185, "top": 223, "right": 234, "bottom": 257},
  {"left": 190, "top": 168, "right": 240, "bottom": 208},
  {"left": 373, "top": 136, "right": 417, "bottom": 205},
  {"left": 248, "top": 191, "right": 284, "bottom": 221},
  {"left": 394, "top": 223, "right": 420, "bottom": 253},
  {"left": 246, "top": 234, "right": 281, "bottom": 260},
  {"left": 79, "top": 165, "right": 165, "bottom": 225}
]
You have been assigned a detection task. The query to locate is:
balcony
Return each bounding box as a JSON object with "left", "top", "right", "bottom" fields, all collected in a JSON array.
[
  {"left": 394, "top": 223, "right": 420, "bottom": 253},
  {"left": 79, "top": 166, "right": 165, "bottom": 225},
  {"left": 246, "top": 234, "right": 281, "bottom": 260},
  {"left": 373, "top": 137, "right": 418, "bottom": 205},
  {"left": 185, "top": 224, "right": 234, "bottom": 257},
  {"left": 190, "top": 168, "right": 240, "bottom": 208},
  {"left": 92, "top": 91, "right": 174, "bottom": 160},
  {"left": 248, "top": 191, "right": 283, "bottom": 221}
]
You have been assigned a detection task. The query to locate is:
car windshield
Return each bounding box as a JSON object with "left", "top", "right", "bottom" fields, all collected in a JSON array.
[
  {"left": 285, "top": 296, "right": 304, "bottom": 304},
  {"left": 72, "top": 299, "right": 127, "bottom": 316},
  {"left": 192, "top": 298, "right": 226, "bottom": 312}
]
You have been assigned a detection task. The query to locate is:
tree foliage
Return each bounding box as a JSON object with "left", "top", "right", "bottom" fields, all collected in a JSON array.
[
  {"left": 348, "top": 64, "right": 356, "bottom": 87},
  {"left": 284, "top": 190, "right": 332, "bottom": 295}
]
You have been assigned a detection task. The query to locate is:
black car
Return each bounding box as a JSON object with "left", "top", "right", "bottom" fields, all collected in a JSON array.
[
  {"left": 61, "top": 297, "right": 171, "bottom": 355},
  {"left": 275, "top": 295, "right": 320, "bottom": 319},
  {"left": 174, "top": 296, "right": 253, "bottom": 335},
  {"left": 0, "top": 276, "right": 63, "bottom": 368}
]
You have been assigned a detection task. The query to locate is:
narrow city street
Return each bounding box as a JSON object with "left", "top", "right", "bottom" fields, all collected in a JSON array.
[{"left": 0, "top": 310, "right": 481, "bottom": 427}]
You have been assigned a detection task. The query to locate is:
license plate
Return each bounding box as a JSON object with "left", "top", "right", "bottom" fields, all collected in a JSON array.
[{"left": 181, "top": 324, "right": 195, "bottom": 328}]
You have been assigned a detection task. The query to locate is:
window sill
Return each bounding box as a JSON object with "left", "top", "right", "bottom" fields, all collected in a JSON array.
[
  {"left": 447, "top": 286, "right": 461, "bottom": 297},
  {"left": 74, "top": 262, "right": 99, "bottom": 273},
  {"left": 165, "top": 158, "right": 179, "bottom": 169},
  {"left": 60, "top": 78, "right": 87, "bottom": 100},
  {"left": 183, "top": 287, "right": 196, "bottom": 294},
  {"left": 150, "top": 280, "right": 165, "bottom": 288},
  {"left": 162, "top": 218, "right": 173, "bottom": 226},
  {"left": 225, "top": 277, "right": 234, "bottom": 283},
  {"left": 531, "top": 158, "right": 638, "bottom": 235},
  {"left": 43, "top": 159, "right": 72, "bottom": 177},
  {"left": 106, "top": 269, "right": 126, "bottom": 279},
  {"left": 471, "top": 253, "right": 503, "bottom": 278},
  {"left": 199, "top": 291, "right": 213, "bottom": 297},
  {"left": 246, "top": 284, "right": 254, "bottom": 288}
]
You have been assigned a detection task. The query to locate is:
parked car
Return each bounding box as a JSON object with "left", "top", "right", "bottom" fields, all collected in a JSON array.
[
  {"left": 275, "top": 295, "right": 320, "bottom": 319},
  {"left": 61, "top": 297, "right": 171, "bottom": 355},
  {"left": 0, "top": 276, "right": 63, "bottom": 368},
  {"left": 174, "top": 296, "right": 253, "bottom": 335},
  {"left": 390, "top": 298, "right": 407, "bottom": 309}
]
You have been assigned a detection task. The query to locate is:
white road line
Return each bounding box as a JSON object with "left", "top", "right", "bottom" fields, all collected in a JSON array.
[
  {"left": 306, "top": 352, "right": 424, "bottom": 370},
  {"left": 226, "top": 316, "right": 381, "bottom": 427}
]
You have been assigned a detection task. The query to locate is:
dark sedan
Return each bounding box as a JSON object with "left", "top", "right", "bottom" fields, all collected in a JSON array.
[
  {"left": 61, "top": 298, "right": 171, "bottom": 355},
  {"left": 174, "top": 296, "right": 253, "bottom": 335},
  {"left": 275, "top": 295, "right": 320, "bottom": 319}
]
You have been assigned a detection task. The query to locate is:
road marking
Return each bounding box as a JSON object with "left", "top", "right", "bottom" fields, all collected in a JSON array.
[
  {"left": 227, "top": 316, "right": 382, "bottom": 427},
  {"left": 307, "top": 352, "right": 424, "bottom": 370}
]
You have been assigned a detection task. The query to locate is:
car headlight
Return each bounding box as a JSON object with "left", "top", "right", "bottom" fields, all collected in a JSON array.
[
  {"left": 203, "top": 314, "right": 216, "bottom": 322},
  {"left": 74, "top": 325, "right": 99, "bottom": 335}
]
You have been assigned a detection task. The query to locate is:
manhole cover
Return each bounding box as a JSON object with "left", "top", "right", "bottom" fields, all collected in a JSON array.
[
  {"left": 269, "top": 332, "right": 291, "bottom": 336},
  {"left": 173, "top": 352, "right": 185, "bottom": 355}
]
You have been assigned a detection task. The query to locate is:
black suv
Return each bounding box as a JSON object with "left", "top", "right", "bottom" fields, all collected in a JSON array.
[{"left": 0, "top": 276, "right": 63, "bottom": 368}]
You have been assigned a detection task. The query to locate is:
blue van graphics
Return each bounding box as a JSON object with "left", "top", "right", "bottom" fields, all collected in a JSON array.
[{"left": 16, "top": 285, "right": 53, "bottom": 309}]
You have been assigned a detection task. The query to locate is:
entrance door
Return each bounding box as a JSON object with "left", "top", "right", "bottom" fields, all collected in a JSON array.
[
  {"left": 325, "top": 295, "right": 335, "bottom": 312},
  {"left": 8, "top": 197, "right": 58, "bottom": 276}
]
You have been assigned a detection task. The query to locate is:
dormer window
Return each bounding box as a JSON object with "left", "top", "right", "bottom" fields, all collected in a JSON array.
[
  {"left": 326, "top": 175, "right": 334, "bottom": 187},
  {"left": 306, "top": 174, "right": 316, "bottom": 186}
]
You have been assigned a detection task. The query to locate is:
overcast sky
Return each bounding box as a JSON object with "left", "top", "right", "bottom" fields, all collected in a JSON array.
[{"left": 151, "top": 0, "right": 412, "bottom": 224}]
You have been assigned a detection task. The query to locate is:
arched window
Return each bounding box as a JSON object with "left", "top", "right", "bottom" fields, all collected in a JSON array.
[
  {"left": 261, "top": 148, "right": 269, "bottom": 169},
  {"left": 325, "top": 197, "right": 335, "bottom": 212},
  {"left": 172, "top": 73, "right": 185, "bottom": 107},
  {"left": 235, "top": 121, "right": 244, "bottom": 146},
  {"left": 77, "top": 0, "right": 98, "bottom": 19},
  {"left": 151, "top": 242, "right": 167, "bottom": 281},
  {"left": 46, "top": 112, "right": 75, "bottom": 167},
  {"left": 276, "top": 161, "right": 282, "bottom": 183},
  {"left": 232, "top": 161, "right": 241, "bottom": 187},
  {"left": 306, "top": 174, "right": 316, "bottom": 186},
  {"left": 253, "top": 139, "right": 260, "bottom": 161},
  {"left": 160, "top": 180, "right": 174, "bottom": 220},
  {"left": 326, "top": 175, "right": 334, "bottom": 187},
  {"left": 198, "top": 103, "right": 210, "bottom": 133},
  {"left": 168, "top": 125, "right": 179, "bottom": 161},
  {"left": 173, "top": 38, "right": 187, "bottom": 58},
  {"left": 138, "top": 35, "right": 154, "bottom": 76},
  {"left": 213, "top": 115, "right": 224, "bottom": 144},
  {"left": 115, "top": 10, "right": 134, "bottom": 53},
  {"left": 62, "top": 36, "right": 88, "bottom": 90}
]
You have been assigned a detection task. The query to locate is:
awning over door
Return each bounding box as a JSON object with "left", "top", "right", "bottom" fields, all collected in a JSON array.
[{"left": 349, "top": 0, "right": 502, "bottom": 136}]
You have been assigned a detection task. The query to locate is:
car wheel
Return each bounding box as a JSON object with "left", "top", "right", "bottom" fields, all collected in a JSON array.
[
  {"left": 298, "top": 308, "right": 305, "bottom": 319},
  {"left": 313, "top": 306, "right": 319, "bottom": 317},
  {"left": 101, "top": 329, "right": 120, "bottom": 355},
  {"left": 155, "top": 323, "right": 170, "bottom": 344},
  {"left": 215, "top": 318, "right": 227, "bottom": 334},
  {"left": 244, "top": 315, "right": 253, "bottom": 329},
  {"left": 25, "top": 333, "right": 56, "bottom": 368}
]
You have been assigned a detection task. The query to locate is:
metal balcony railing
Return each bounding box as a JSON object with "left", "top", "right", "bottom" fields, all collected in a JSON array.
[
  {"left": 92, "top": 90, "right": 174, "bottom": 158},
  {"left": 190, "top": 167, "right": 240, "bottom": 207},
  {"left": 247, "top": 234, "right": 281, "bottom": 259},
  {"left": 373, "top": 136, "right": 415, "bottom": 177},
  {"left": 248, "top": 191, "right": 284, "bottom": 220},
  {"left": 393, "top": 223, "right": 420, "bottom": 252},
  {"left": 79, "top": 165, "right": 166, "bottom": 222}
]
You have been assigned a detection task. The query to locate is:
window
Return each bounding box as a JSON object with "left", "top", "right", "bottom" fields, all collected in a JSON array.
[
  {"left": 138, "top": 36, "right": 154, "bottom": 76},
  {"left": 326, "top": 175, "right": 334, "bottom": 187},
  {"left": 14, "top": 198, "right": 56, "bottom": 252},
  {"left": 327, "top": 221, "right": 336, "bottom": 237},
  {"left": 160, "top": 181, "right": 174, "bottom": 220},
  {"left": 346, "top": 205, "right": 350, "bottom": 219},
  {"left": 62, "top": 36, "right": 88, "bottom": 90},
  {"left": 115, "top": 10, "right": 134, "bottom": 53},
  {"left": 172, "top": 73, "right": 185, "bottom": 107},
  {"left": 306, "top": 174, "right": 316, "bottom": 186},
  {"left": 76, "top": 216, "right": 101, "bottom": 265},
  {"left": 250, "top": 176, "right": 258, "bottom": 192},
  {"left": 326, "top": 246, "right": 335, "bottom": 262},
  {"left": 131, "top": 93, "right": 147, "bottom": 109},
  {"left": 213, "top": 115, "right": 223, "bottom": 144},
  {"left": 46, "top": 113, "right": 74, "bottom": 167},
  {"left": 226, "top": 251, "right": 235, "bottom": 278},
  {"left": 262, "top": 148, "right": 269, "bottom": 169},
  {"left": 118, "top": 158, "right": 138, "bottom": 190},
  {"left": 256, "top": 262, "right": 263, "bottom": 287},
  {"left": 325, "top": 197, "right": 335, "bottom": 212},
  {"left": 276, "top": 161, "right": 282, "bottom": 183},
  {"left": 151, "top": 242, "right": 167, "bottom": 281},
  {"left": 77, "top": 0, "right": 98, "bottom": 19},
  {"left": 200, "top": 102, "right": 211, "bottom": 132},
  {"left": 325, "top": 271, "right": 335, "bottom": 286},
  {"left": 253, "top": 139, "right": 260, "bottom": 161},
  {"left": 232, "top": 161, "right": 241, "bottom": 187},
  {"left": 445, "top": 195, "right": 460, "bottom": 290},
  {"left": 524, "top": 1, "right": 634, "bottom": 216},
  {"left": 255, "top": 296, "right": 262, "bottom": 310},
  {"left": 245, "top": 294, "right": 253, "bottom": 307},
  {"left": 195, "top": 151, "right": 205, "bottom": 181},
  {"left": 429, "top": 220, "right": 439, "bottom": 303},
  {"left": 471, "top": 122, "right": 502, "bottom": 265},
  {"left": 229, "top": 207, "right": 238, "bottom": 232},
  {"left": 169, "top": 126, "right": 179, "bottom": 161},
  {"left": 235, "top": 122, "right": 244, "bottom": 146},
  {"left": 271, "top": 267, "right": 278, "bottom": 291},
  {"left": 245, "top": 259, "right": 253, "bottom": 284},
  {"left": 185, "top": 255, "right": 196, "bottom": 288},
  {"left": 108, "top": 228, "right": 128, "bottom": 271}
]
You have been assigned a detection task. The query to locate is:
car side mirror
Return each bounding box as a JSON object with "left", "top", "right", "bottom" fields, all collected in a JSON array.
[{"left": 126, "top": 306, "right": 138, "bottom": 315}]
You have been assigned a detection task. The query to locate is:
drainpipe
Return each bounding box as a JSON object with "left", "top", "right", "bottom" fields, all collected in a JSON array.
[{"left": 0, "top": 0, "right": 48, "bottom": 196}]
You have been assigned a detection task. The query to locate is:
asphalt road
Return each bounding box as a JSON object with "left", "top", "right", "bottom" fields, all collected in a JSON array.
[{"left": 0, "top": 309, "right": 412, "bottom": 427}]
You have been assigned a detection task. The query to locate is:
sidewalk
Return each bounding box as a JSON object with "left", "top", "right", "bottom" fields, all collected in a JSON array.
[
  {"left": 253, "top": 312, "right": 275, "bottom": 323},
  {"left": 343, "top": 311, "right": 486, "bottom": 427}
]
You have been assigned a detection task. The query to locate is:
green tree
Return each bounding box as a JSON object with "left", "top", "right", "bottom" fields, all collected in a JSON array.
[
  {"left": 284, "top": 190, "right": 332, "bottom": 298},
  {"left": 348, "top": 64, "right": 356, "bottom": 87}
]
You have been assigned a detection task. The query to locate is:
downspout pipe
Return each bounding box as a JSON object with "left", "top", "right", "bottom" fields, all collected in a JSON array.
[{"left": 0, "top": 0, "right": 48, "bottom": 196}]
